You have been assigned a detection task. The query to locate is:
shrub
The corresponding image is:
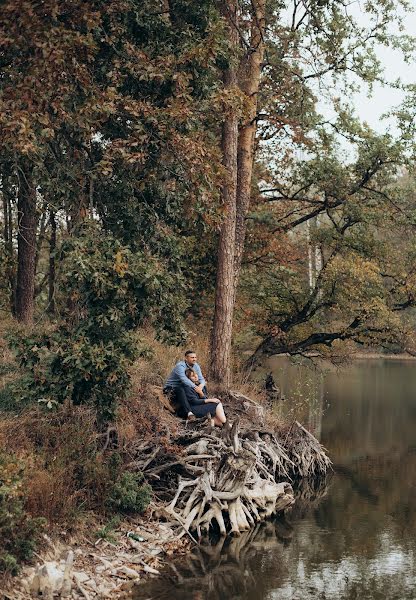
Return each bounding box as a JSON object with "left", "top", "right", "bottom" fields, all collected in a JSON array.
[
  {"left": 106, "top": 471, "right": 151, "bottom": 514},
  {"left": 0, "top": 407, "right": 154, "bottom": 527},
  {"left": 8, "top": 221, "right": 187, "bottom": 422},
  {"left": 94, "top": 515, "right": 122, "bottom": 543},
  {"left": 0, "top": 453, "right": 45, "bottom": 575}
]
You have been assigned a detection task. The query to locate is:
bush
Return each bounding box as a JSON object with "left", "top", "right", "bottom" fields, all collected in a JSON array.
[
  {"left": 94, "top": 515, "right": 122, "bottom": 544},
  {"left": 106, "top": 471, "right": 151, "bottom": 514},
  {"left": 8, "top": 221, "right": 187, "bottom": 422},
  {"left": 0, "top": 453, "right": 45, "bottom": 575}
]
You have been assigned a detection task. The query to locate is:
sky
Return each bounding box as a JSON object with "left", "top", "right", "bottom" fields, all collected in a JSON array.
[
  {"left": 352, "top": 17, "right": 416, "bottom": 134},
  {"left": 326, "top": 2, "right": 416, "bottom": 137}
]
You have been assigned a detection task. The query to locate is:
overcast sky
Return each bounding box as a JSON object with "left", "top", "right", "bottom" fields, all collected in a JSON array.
[
  {"left": 353, "top": 17, "right": 416, "bottom": 133},
  {"left": 330, "top": 2, "right": 416, "bottom": 136}
]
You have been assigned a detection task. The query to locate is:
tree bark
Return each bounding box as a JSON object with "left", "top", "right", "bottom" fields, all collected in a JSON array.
[
  {"left": 234, "top": 0, "right": 265, "bottom": 285},
  {"left": 210, "top": 1, "right": 265, "bottom": 388},
  {"left": 210, "top": 0, "right": 240, "bottom": 389},
  {"left": 15, "top": 162, "right": 37, "bottom": 324}
]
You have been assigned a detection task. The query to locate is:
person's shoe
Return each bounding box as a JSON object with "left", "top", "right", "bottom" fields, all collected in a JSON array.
[{"left": 187, "top": 413, "right": 196, "bottom": 422}]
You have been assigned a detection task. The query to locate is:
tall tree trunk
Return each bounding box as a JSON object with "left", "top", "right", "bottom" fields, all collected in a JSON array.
[
  {"left": 69, "top": 190, "right": 88, "bottom": 231},
  {"left": 48, "top": 210, "right": 57, "bottom": 314},
  {"left": 15, "top": 162, "right": 37, "bottom": 324},
  {"left": 35, "top": 201, "right": 48, "bottom": 275},
  {"left": 1, "top": 172, "right": 17, "bottom": 313},
  {"left": 234, "top": 0, "right": 265, "bottom": 284},
  {"left": 209, "top": 0, "right": 240, "bottom": 389},
  {"left": 68, "top": 149, "right": 89, "bottom": 231},
  {"left": 210, "top": 0, "right": 265, "bottom": 388}
]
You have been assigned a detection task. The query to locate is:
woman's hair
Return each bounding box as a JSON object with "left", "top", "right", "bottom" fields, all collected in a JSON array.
[{"left": 185, "top": 368, "right": 196, "bottom": 379}]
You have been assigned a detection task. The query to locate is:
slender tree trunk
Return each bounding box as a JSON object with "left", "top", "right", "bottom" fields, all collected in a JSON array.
[
  {"left": 15, "top": 162, "right": 37, "bottom": 324},
  {"left": 2, "top": 182, "right": 8, "bottom": 249},
  {"left": 48, "top": 210, "right": 57, "bottom": 314},
  {"left": 69, "top": 150, "right": 89, "bottom": 231},
  {"left": 307, "top": 219, "right": 314, "bottom": 290},
  {"left": 35, "top": 202, "right": 47, "bottom": 275},
  {"left": 1, "top": 170, "right": 17, "bottom": 313},
  {"left": 210, "top": 0, "right": 240, "bottom": 389},
  {"left": 69, "top": 191, "right": 88, "bottom": 230},
  {"left": 234, "top": 0, "right": 265, "bottom": 284}
]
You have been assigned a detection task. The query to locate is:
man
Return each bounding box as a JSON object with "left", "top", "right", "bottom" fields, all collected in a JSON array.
[{"left": 163, "top": 350, "right": 207, "bottom": 419}]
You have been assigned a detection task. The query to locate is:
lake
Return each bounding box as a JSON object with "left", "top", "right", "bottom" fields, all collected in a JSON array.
[{"left": 135, "top": 358, "right": 416, "bottom": 600}]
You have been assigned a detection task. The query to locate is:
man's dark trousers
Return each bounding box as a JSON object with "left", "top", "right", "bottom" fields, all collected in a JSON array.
[{"left": 163, "top": 386, "right": 191, "bottom": 418}]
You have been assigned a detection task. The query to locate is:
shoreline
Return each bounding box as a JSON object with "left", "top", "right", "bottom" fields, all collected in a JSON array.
[
  {"left": 265, "top": 351, "right": 416, "bottom": 362},
  {"left": 350, "top": 352, "right": 416, "bottom": 361},
  {"left": 2, "top": 392, "right": 331, "bottom": 599}
]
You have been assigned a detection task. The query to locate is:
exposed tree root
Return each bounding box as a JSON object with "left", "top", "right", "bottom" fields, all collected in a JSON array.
[
  {"left": 276, "top": 420, "right": 333, "bottom": 478},
  {"left": 130, "top": 411, "right": 331, "bottom": 538}
]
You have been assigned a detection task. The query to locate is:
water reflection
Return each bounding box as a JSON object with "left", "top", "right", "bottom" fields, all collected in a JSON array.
[
  {"left": 135, "top": 360, "right": 416, "bottom": 600},
  {"left": 135, "top": 518, "right": 300, "bottom": 600}
]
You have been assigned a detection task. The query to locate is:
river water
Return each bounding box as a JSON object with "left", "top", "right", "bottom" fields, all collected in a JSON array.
[{"left": 135, "top": 359, "right": 416, "bottom": 600}]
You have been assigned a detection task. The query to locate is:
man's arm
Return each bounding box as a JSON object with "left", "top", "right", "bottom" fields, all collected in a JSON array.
[
  {"left": 183, "top": 386, "right": 204, "bottom": 406},
  {"left": 174, "top": 362, "right": 196, "bottom": 388},
  {"left": 194, "top": 363, "right": 206, "bottom": 387}
]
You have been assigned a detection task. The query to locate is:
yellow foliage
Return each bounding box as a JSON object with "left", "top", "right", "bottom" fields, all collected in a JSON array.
[
  {"left": 325, "top": 253, "right": 384, "bottom": 308},
  {"left": 113, "top": 250, "right": 128, "bottom": 277}
]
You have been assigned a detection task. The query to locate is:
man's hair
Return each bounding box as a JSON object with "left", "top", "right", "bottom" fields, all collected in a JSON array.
[
  {"left": 185, "top": 368, "right": 196, "bottom": 379},
  {"left": 185, "top": 350, "right": 196, "bottom": 357}
]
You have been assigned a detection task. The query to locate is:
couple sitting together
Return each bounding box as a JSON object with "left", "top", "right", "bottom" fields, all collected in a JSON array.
[{"left": 163, "top": 350, "right": 227, "bottom": 427}]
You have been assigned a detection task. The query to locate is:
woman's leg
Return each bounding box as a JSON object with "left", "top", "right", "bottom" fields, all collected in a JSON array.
[{"left": 215, "top": 402, "right": 226, "bottom": 425}]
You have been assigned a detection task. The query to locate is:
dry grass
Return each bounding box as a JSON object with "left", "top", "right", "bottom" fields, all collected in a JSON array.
[
  {"left": 0, "top": 406, "right": 114, "bottom": 524},
  {"left": 0, "top": 320, "right": 285, "bottom": 533},
  {"left": 131, "top": 325, "right": 211, "bottom": 386},
  {"left": 24, "top": 465, "right": 83, "bottom": 523}
]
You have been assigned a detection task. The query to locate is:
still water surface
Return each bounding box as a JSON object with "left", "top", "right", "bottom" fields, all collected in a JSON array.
[{"left": 135, "top": 359, "right": 416, "bottom": 600}]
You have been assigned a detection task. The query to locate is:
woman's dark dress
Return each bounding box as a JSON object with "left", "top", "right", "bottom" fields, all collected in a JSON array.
[{"left": 183, "top": 386, "right": 218, "bottom": 418}]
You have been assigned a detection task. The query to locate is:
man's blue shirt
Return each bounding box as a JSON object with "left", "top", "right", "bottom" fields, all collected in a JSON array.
[{"left": 165, "top": 361, "right": 206, "bottom": 390}]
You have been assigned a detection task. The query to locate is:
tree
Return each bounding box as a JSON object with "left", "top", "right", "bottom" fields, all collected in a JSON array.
[
  {"left": 0, "top": 0, "right": 105, "bottom": 322},
  {"left": 1, "top": 0, "right": 227, "bottom": 420},
  {"left": 11, "top": 221, "right": 188, "bottom": 421},
  {"left": 210, "top": 0, "right": 414, "bottom": 385},
  {"left": 15, "top": 162, "right": 37, "bottom": 323},
  {"left": 0, "top": 0, "right": 223, "bottom": 323},
  {"left": 210, "top": 0, "right": 267, "bottom": 388},
  {"left": 210, "top": 0, "right": 241, "bottom": 388},
  {"left": 239, "top": 118, "right": 416, "bottom": 364}
]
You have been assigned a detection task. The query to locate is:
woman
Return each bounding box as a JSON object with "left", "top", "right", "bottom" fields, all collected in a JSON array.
[{"left": 184, "top": 368, "right": 227, "bottom": 427}]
